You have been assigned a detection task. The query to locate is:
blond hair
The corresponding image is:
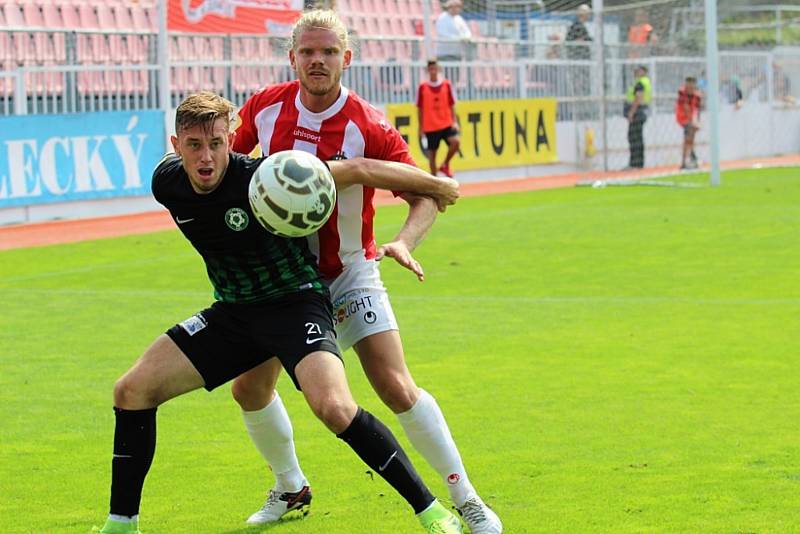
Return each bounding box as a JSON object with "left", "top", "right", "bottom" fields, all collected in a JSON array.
[
  {"left": 289, "top": 9, "right": 350, "bottom": 51},
  {"left": 175, "top": 91, "right": 235, "bottom": 134}
]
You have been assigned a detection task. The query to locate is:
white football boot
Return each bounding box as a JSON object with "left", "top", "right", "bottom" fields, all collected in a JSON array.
[
  {"left": 456, "top": 496, "right": 502, "bottom": 534},
  {"left": 245, "top": 486, "right": 312, "bottom": 524}
]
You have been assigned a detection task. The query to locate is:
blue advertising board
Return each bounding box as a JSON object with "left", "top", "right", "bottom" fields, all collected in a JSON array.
[{"left": 0, "top": 111, "right": 165, "bottom": 208}]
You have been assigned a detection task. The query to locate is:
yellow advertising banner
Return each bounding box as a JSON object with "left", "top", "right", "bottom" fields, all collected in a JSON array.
[{"left": 386, "top": 98, "right": 558, "bottom": 171}]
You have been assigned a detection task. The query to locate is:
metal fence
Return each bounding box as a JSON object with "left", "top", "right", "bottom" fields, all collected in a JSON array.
[{"left": 2, "top": 24, "right": 799, "bottom": 173}]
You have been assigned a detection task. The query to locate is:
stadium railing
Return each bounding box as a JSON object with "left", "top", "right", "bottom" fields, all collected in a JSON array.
[{"left": 1, "top": 25, "right": 798, "bottom": 170}]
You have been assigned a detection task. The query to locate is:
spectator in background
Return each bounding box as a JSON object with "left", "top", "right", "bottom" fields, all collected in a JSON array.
[
  {"left": 543, "top": 33, "right": 562, "bottom": 61},
  {"left": 435, "top": 0, "right": 472, "bottom": 64},
  {"left": 773, "top": 63, "right": 795, "bottom": 105},
  {"left": 627, "top": 8, "right": 656, "bottom": 58},
  {"left": 675, "top": 76, "right": 702, "bottom": 170},
  {"left": 624, "top": 65, "right": 651, "bottom": 169},
  {"left": 566, "top": 4, "right": 593, "bottom": 119},
  {"left": 417, "top": 59, "right": 460, "bottom": 179},
  {"left": 565, "top": 4, "right": 592, "bottom": 60},
  {"left": 720, "top": 75, "right": 744, "bottom": 109}
]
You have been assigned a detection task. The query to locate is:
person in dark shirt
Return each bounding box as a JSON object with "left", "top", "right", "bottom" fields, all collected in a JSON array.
[
  {"left": 624, "top": 65, "right": 651, "bottom": 169},
  {"left": 94, "top": 91, "right": 463, "bottom": 534},
  {"left": 565, "top": 4, "right": 593, "bottom": 119},
  {"left": 565, "top": 4, "right": 592, "bottom": 60}
]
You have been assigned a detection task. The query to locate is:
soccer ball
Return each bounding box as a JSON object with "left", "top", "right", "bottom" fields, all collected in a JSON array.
[{"left": 248, "top": 150, "right": 337, "bottom": 238}]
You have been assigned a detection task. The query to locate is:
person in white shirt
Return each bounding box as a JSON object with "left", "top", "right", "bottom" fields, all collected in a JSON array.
[{"left": 435, "top": 0, "right": 472, "bottom": 61}]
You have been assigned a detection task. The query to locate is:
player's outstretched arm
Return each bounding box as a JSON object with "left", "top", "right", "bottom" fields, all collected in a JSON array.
[
  {"left": 376, "top": 193, "right": 438, "bottom": 282},
  {"left": 328, "top": 158, "right": 459, "bottom": 212}
]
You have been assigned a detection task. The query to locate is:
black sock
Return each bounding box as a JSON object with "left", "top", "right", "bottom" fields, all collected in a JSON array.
[
  {"left": 337, "top": 407, "right": 434, "bottom": 514},
  {"left": 109, "top": 407, "right": 157, "bottom": 517}
]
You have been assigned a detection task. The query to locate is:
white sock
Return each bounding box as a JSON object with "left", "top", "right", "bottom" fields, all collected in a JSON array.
[
  {"left": 241, "top": 391, "right": 307, "bottom": 493},
  {"left": 108, "top": 514, "right": 138, "bottom": 523},
  {"left": 397, "top": 389, "right": 476, "bottom": 507}
]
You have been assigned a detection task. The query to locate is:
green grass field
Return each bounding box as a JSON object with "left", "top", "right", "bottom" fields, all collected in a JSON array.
[{"left": 1, "top": 167, "right": 799, "bottom": 533}]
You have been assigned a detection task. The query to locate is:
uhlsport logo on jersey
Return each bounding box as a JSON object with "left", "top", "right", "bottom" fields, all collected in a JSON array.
[
  {"left": 293, "top": 127, "right": 322, "bottom": 144},
  {"left": 225, "top": 207, "right": 249, "bottom": 231}
]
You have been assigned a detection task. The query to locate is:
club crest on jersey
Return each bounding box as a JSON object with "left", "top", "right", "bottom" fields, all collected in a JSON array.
[
  {"left": 225, "top": 207, "right": 249, "bottom": 231},
  {"left": 293, "top": 126, "right": 322, "bottom": 144}
]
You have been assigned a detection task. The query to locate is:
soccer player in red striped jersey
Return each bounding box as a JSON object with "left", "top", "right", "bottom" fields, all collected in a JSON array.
[{"left": 230, "top": 9, "right": 502, "bottom": 534}]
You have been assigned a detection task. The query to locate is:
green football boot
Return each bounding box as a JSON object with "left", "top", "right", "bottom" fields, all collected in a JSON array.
[
  {"left": 92, "top": 517, "right": 141, "bottom": 534},
  {"left": 418, "top": 500, "right": 463, "bottom": 534}
]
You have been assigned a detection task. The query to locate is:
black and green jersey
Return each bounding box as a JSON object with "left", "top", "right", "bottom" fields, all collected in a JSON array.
[{"left": 152, "top": 153, "right": 325, "bottom": 304}]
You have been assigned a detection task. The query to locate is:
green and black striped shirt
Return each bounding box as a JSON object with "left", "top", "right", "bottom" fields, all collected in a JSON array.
[{"left": 152, "top": 153, "right": 325, "bottom": 303}]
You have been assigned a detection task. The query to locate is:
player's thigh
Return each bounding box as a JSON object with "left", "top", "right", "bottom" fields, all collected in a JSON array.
[
  {"left": 262, "top": 290, "right": 341, "bottom": 391},
  {"left": 444, "top": 126, "right": 459, "bottom": 143},
  {"left": 294, "top": 351, "right": 357, "bottom": 433},
  {"left": 167, "top": 303, "right": 271, "bottom": 392},
  {"left": 116, "top": 334, "right": 204, "bottom": 409},
  {"left": 231, "top": 357, "right": 283, "bottom": 410},
  {"left": 329, "top": 262, "right": 418, "bottom": 408},
  {"left": 354, "top": 329, "right": 410, "bottom": 382},
  {"left": 354, "top": 330, "right": 419, "bottom": 412}
]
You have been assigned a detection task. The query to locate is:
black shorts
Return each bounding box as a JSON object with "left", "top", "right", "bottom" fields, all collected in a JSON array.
[
  {"left": 683, "top": 123, "right": 698, "bottom": 136},
  {"left": 166, "top": 290, "right": 340, "bottom": 391},
  {"left": 425, "top": 126, "right": 458, "bottom": 152}
]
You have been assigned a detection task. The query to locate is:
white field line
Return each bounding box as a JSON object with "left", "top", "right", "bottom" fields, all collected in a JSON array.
[{"left": 576, "top": 163, "right": 800, "bottom": 187}]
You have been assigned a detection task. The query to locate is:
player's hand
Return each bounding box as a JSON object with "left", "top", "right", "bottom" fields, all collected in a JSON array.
[
  {"left": 429, "top": 177, "right": 459, "bottom": 212},
  {"left": 376, "top": 241, "right": 424, "bottom": 281},
  {"left": 452, "top": 122, "right": 460, "bottom": 133}
]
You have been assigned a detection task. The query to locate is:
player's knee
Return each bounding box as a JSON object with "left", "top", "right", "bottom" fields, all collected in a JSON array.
[
  {"left": 230, "top": 376, "right": 273, "bottom": 411},
  {"left": 311, "top": 395, "right": 357, "bottom": 434},
  {"left": 113, "top": 374, "right": 157, "bottom": 409},
  {"left": 375, "top": 372, "right": 419, "bottom": 413},
  {"left": 449, "top": 138, "right": 460, "bottom": 150}
]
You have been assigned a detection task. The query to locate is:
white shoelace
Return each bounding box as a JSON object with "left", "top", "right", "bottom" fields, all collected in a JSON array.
[
  {"left": 261, "top": 490, "right": 280, "bottom": 509},
  {"left": 459, "top": 499, "right": 487, "bottom": 524}
]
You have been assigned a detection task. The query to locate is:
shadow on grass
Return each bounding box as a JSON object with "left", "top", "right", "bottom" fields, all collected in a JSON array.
[{"left": 216, "top": 512, "right": 312, "bottom": 534}]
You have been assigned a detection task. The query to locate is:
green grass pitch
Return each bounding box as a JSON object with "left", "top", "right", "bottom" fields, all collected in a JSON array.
[{"left": 1, "top": 167, "right": 799, "bottom": 533}]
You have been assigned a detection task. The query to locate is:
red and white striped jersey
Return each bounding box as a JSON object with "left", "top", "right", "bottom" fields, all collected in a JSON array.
[{"left": 234, "top": 80, "right": 414, "bottom": 280}]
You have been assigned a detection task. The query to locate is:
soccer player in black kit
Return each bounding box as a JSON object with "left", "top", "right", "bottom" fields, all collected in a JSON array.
[{"left": 95, "top": 91, "right": 461, "bottom": 533}]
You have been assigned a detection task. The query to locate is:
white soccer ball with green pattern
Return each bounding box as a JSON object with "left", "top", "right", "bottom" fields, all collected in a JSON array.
[{"left": 249, "top": 150, "right": 337, "bottom": 238}]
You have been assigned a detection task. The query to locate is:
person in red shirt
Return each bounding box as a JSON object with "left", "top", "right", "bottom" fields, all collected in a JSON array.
[
  {"left": 675, "top": 76, "right": 702, "bottom": 170},
  {"left": 417, "top": 59, "right": 460, "bottom": 179},
  {"left": 231, "top": 9, "right": 502, "bottom": 534},
  {"left": 627, "top": 8, "right": 657, "bottom": 59}
]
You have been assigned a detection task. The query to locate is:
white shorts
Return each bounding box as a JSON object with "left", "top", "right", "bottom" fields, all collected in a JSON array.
[{"left": 326, "top": 259, "right": 398, "bottom": 352}]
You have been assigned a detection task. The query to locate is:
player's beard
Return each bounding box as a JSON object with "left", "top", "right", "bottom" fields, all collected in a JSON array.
[{"left": 301, "top": 68, "right": 342, "bottom": 97}]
